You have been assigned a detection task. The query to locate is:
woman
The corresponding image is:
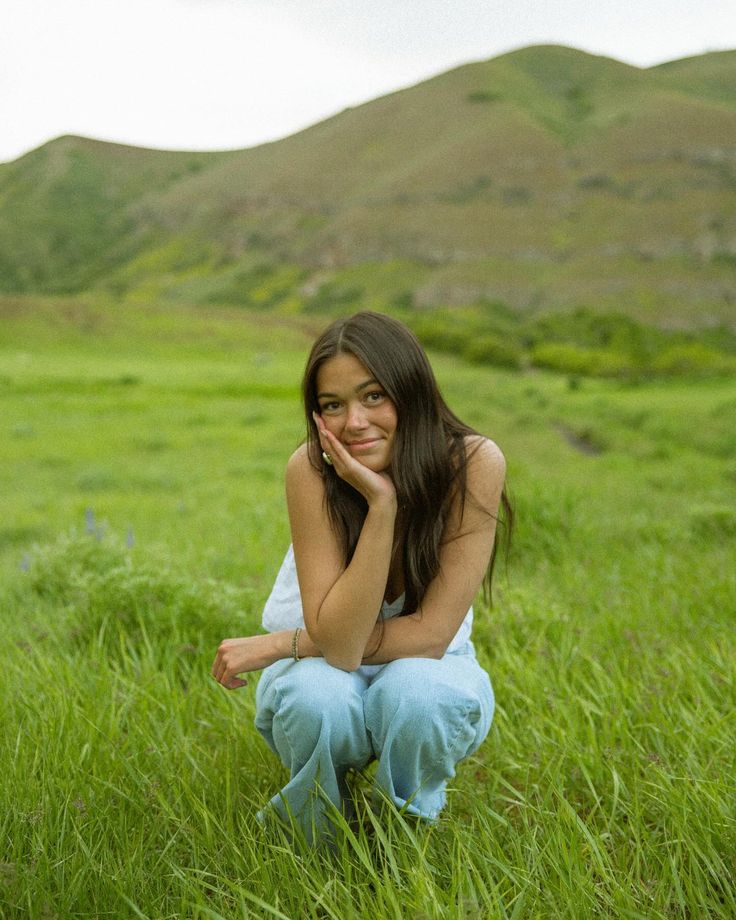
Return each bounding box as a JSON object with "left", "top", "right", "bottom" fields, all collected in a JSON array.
[{"left": 212, "top": 311, "right": 510, "bottom": 844}]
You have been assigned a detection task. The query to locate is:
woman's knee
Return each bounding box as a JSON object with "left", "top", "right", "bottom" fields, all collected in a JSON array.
[
  {"left": 262, "top": 658, "right": 369, "bottom": 758},
  {"left": 274, "top": 658, "right": 364, "bottom": 703},
  {"left": 364, "top": 657, "right": 493, "bottom": 757}
]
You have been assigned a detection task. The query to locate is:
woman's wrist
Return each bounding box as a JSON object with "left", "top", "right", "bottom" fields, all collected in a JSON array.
[
  {"left": 277, "top": 629, "right": 296, "bottom": 661},
  {"left": 272, "top": 627, "right": 320, "bottom": 662},
  {"left": 366, "top": 490, "right": 398, "bottom": 516}
]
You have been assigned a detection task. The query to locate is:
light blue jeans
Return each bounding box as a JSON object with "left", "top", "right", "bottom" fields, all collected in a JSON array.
[{"left": 254, "top": 642, "right": 494, "bottom": 843}]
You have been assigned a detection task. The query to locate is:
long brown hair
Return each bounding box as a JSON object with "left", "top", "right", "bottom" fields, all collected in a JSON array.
[{"left": 302, "top": 311, "right": 512, "bottom": 615}]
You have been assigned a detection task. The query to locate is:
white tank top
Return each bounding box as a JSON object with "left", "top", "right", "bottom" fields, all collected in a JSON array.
[{"left": 262, "top": 544, "right": 474, "bottom": 654}]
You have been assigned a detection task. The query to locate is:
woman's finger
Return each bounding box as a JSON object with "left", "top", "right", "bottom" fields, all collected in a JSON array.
[
  {"left": 313, "top": 415, "right": 351, "bottom": 465},
  {"left": 313, "top": 415, "right": 347, "bottom": 468},
  {"left": 320, "top": 426, "right": 347, "bottom": 461},
  {"left": 313, "top": 412, "right": 333, "bottom": 448},
  {"left": 213, "top": 652, "right": 228, "bottom": 685}
]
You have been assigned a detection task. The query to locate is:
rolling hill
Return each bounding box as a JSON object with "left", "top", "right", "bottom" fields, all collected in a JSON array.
[{"left": 1, "top": 44, "right": 735, "bottom": 329}]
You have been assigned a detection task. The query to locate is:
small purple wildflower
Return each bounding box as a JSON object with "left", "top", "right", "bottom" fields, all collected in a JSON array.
[
  {"left": 126, "top": 528, "right": 135, "bottom": 548},
  {"left": 20, "top": 554, "right": 30, "bottom": 572},
  {"left": 85, "top": 508, "right": 95, "bottom": 535}
]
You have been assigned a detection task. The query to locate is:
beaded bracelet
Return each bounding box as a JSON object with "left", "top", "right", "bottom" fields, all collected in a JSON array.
[{"left": 292, "top": 627, "right": 302, "bottom": 662}]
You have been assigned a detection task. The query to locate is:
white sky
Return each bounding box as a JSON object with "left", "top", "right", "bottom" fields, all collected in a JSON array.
[{"left": 2, "top": 0, "right": 735, "bottom": 164}]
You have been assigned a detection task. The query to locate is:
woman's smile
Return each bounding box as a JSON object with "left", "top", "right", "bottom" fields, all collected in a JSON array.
[{"left": 346, "top": 437, "right": 381, "bottom": 450}]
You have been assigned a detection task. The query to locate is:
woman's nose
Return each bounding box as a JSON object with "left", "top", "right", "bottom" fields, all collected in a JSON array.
[{"left": 345, "top": 402, "right": 368, "bottom": 430}]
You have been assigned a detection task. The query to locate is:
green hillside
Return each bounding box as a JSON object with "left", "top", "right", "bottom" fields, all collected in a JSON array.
[
  {"left": 651, "top": 49, "right": 736, "bottom": 109},
  {"left": 1, "top": 45, "right": 735, "bottom": 330}
]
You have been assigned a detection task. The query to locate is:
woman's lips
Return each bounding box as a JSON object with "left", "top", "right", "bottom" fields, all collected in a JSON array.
[{"left": 346, "top": 438, "right": 381, "bottom": 452}]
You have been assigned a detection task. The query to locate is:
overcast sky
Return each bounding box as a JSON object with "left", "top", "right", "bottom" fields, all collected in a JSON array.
[{"left": 2, "top": 0, "right": 735, "bottom": 164}]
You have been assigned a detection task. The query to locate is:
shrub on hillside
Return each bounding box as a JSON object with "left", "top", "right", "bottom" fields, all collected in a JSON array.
[
  {"left": 525, "top": 308, "right": 658, "bottom": 363},
  {"left": 463, "top": 334, "right": 523, "bottom": 369},
  {"left": 524, "top": 307, "right": 736, "bottom": 379},
  {"left": 411, "top": 306, "right": 523, "bottom": 370},
  {"left": 411, "top": 315, "right": 476, "bottom": 354},
  {"left": 467, "top": 91, "right": 501, "bottom": 103},
  {"left": 531, "top": 343, "right": 634, "bottom": 378},
  {"left": 208, "top": 264, "right": 305, "bottom": 309},
  {"left": 652, "top": 343, "right": 735, "bottom": 377},
  {"left": 305, "top": 281, "right": 363, "bottom": 314}
]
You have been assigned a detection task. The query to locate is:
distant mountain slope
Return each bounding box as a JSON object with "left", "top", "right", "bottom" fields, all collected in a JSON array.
[
  {"left": 651, "top": 49, "right": 736, "bottom": 109},
  {"left": 1, "top": 45, "right": 734, "bottom": 328},
  {"left": 0, "top": 137, "right": 227, "bottom": 292}
]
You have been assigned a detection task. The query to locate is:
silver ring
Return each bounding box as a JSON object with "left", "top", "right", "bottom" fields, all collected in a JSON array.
[{"left": 322, "top": 451, "right": 333, "bottom": 466}]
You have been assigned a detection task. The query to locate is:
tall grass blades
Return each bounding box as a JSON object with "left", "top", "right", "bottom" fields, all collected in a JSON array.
[{"left": 1, "top": 300, "right": 734, "bottom": 918}]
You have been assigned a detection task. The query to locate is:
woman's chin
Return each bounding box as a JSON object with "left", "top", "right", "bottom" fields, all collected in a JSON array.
[{"left": 358, "top": 456, "right": 390, "bottom": 474}]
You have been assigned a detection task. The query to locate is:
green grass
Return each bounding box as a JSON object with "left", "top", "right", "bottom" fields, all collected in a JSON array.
[{"left": 1, "top": 296, "right": 734, "bottom": 918}]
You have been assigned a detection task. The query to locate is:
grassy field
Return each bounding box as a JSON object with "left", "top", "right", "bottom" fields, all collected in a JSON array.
[{"left": 1, "top": 295, "right": 735, "bottom": 918}]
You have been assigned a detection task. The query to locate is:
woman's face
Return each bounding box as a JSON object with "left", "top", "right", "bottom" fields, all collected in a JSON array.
[{"left": 315, "top": 353, "right": 398, "bottom": 473}]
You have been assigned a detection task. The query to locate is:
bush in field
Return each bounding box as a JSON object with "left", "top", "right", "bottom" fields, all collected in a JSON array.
[
  {"left": 409, "top": 303, "right": 736, "bottom": 381},
  {"left": 411, "top": 306, "right": 523, "bottom": 370},
  {"left": 652, "top": 342, "right": 736, "bottom": 376},
  {"left": 411, "top": 314, "right": 474, "bottom": 354},
  {"left": 530, "top": 342, "right": 634, "bottom": 377},
  {"left": 411, "top": 304, "right": 734, "bottom": 380},
  {"left": 525, "top": 308, "right": 660, "bottom": 363},
  {"left": 463, "top": 334, "right": 523, "bottom": 369},
  {"left": 525, "top": 307, "right": 736, "bottom": 379},
  {"left": 24, "top": 531, "right": 259, "bottom": 672}
]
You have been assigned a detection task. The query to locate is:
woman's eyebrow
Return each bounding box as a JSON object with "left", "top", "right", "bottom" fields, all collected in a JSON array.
[{"left": 317, "top": 379, "right": 379, "bottom": 399}]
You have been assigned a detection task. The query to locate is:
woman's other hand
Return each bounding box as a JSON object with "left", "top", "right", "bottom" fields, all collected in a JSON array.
[{"left": 211, "top": 633, "right": 287, "bottom": 690}]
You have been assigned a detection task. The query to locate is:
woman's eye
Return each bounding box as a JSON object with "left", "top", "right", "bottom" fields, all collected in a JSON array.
[
  {"left": 364, "top": 391, "right": 384, "bottom": 404},
  {"left": 320, "top": 401, "right": 341, "bottom": 413}
]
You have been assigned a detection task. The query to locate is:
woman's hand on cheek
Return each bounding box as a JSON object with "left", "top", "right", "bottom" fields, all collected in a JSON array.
[{"left": 313, "top": 412, "right": 396, "bottom": 507}]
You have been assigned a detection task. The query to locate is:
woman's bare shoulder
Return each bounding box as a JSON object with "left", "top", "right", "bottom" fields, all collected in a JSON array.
[
  {"left": 285, "top": 443, "right": 341, "bottom": 579},
  {"left": 286, "top": 442, "right": 310, "bottom": 472},
  {"left": 286, "top": 443, "right": 323, "bottom": 493},
  {"left": 462, "top": 436, "right": 506, "bottom": 506},
  {"left": 464, "top": 435, "right": 506, "bottom": 473}
]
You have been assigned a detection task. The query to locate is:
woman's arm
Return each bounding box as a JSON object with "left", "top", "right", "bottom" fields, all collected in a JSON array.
[
  {"left": 293, "top": 436, "right": 505, "bottom": 665},
  {"left": 379, "top": 436, "right": 506, "bottom": 658},
  {"left": 285, "top": 429, "right": 397, "bottom": 671},
  {"left": 213, "top": 422, "right": 399, "bottom": 686},
  {"left": 335, "top": 436, "right": 506, "bottom": 663}
]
